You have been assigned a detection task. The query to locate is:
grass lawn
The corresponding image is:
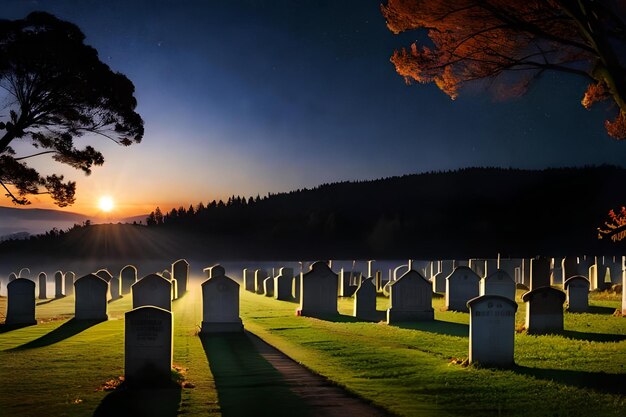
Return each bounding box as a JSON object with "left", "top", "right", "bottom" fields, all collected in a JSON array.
[{"left": 0, "top": 281, "right": 625, "bottom": 417}]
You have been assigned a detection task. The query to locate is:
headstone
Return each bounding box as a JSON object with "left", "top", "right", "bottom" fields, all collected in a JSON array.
[
  {"left": 432, "top": 272, "right": 446, "bottom": 293},
  {"left": 171, "top": 259, "right": 189, "bottom": 295},
  {"left": 521, "top": 259, "right": 531, "bottom": 287},
  {"left": 577, "top": 257, "right": 593, "bottom": 279},
  {"left": 64, "top": 271, "right": 75, "bottom": 296},
  {"left": 338, "top": 269, "right": 359, "bottom": 296},
  {"left": 445, "top": 267, "right": 480, "bottom": 312},
  {"left": 8, "top": 272, "right": 17, "bottom": 282},
  {"left": 481, "top": 270, "right": 516, "bottom": 300},
  {"left": 467, "top": 295, "right": 517, "bottom": 367},
  {"left": 263, "top": 276, "right": 274, "bottom": 297},
  {"left": 392, "top": 264, "right": 409, "bottom": 281},
  {"left": 74, "top": 274, "right": 108, "bottom": 320},
  {"left": 110, "top": 271, "right": 122, "bottom": 300},
  {"left": 530, "top": 257, "right": 551, "bottom": 290},
  {"left": 5, "top": 278, "right": 37, "bottom": 325},
  {"left": 354, "top": 277, "right": 378, "bottom": 321},
  {"left": 607, "top": 257, "right": 623, "bottom": 285},
  {"left": 521, "top": 287, "right": 566, "bottom": 334},
  {"left": 132, "top": 274, "right": 172, "bottom": 311},
  {"left": 469, "top": 259, "right": 486, "bottom": 278},
  {"left": 254, "top": 269, "right": 268, "bottom": 295},
  {"left": 485, "top": 259, "right": 498, "bottom": 277},
  {"left": 18, "top": 268, "right": 30, "bottom": 279},
  {"left": 204, "top": 264, "right": 226, "bottom": 279},
  {"left": 292, "top": 273, "right": 301, "bottom": 300},
  {"left": 564, "top": 276, "right": 590, "bottom": 313},
  {"left": 95, "top": 269, "right": 113, "bottom": 282},
  {"left": 161, "top": 270, "right": 171, "bottom": 280},
  {"left": 243, "top": 268, "right": 255, "bottom": 292},
  {"left": 440, "top": 260, "right": 454, "bottom": 277},
  {"left": 54, "top": 271, "right": 64, "bottom": 298},
  {"left": 550, "top": 258, "right": 563, "bottom": 285},
  {"left": 120, "top": 265, "right": 137, "bottom": 294},
  {"left": 38, "top": 272, "right": 47, "bottom": 300},
  {"left": 561, "top": 257, "right": 578, "bottom": 281},
  {"left": 171, "top": 278, "right": 178, "bottom": 301},
  {"left": 387, "top": 270, "right": 434, "bottom": 323},
  {"left": 298, "top": 261, "right": 338, "bottom": 317},
  {"left": 125, "top": 306, "right": 173, "bottom": 387},
  {"left": 200, "top": 265, "right": 243, "bottom": 333},
  {"left": 274, "top": 267, "right": 294, "bottom": 301}
]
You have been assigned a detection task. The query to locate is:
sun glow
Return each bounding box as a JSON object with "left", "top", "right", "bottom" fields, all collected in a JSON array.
[{"left": 98, "top": 196, "right": 114, "bottom": 212}]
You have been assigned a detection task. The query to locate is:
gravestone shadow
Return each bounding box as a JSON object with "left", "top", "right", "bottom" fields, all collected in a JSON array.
[
  {"left": 200, "top": 331, "right": 311, "bottom": 417},
  {"left": 513, "top": 365, "right": 626, "bottom": 395},
  {"left": 10, "top": 318, "right": 103, "bottom": 350},
  {"left": 560, "top": 330, "right": 626, "bottom": 343},
  {"left": 0, "top": 322, "right": 35, "bottom": 334},
  {"left": 392, "top": 320, "right": 469, "bottom": 337},
  {"left": 586, "top": 306, "right": 616, "bottom": 315},
  {"left": 93, "top": 381, "right": 181, "bottom": 417},
  {"left": 36, "top": 296, "right": 65, "bottom": 305}
]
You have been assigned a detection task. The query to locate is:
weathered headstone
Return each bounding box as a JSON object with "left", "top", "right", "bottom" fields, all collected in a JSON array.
[
  {"left": 171, "top": 259, "right": 189, "bottom": 296},
  {"left": 200, "top": 265, "right": 243, "bottom": 333},
  {"left": 274, "top": 267, "right": 293, "bottom": 301},
  {"left": 38, "top": 272, "right": 47, "bottom": 300},
  {"left": 481, "top": 270, "right": 516, "bottom": 300},
  {"left": 432, "top": 272, "right": 446, "bottom": 293},
  {"left": 64, "top": 271, "right": 75, "bottom": 296},
  {"left": 95, "top": 269, "right": 113, "bottom": 282},
  {"left": 54, "top": 271, "right": 64, "bottom": 298},
  {"left": 354, "top": 277, "right": 378, "bottom": 321},
  {"left": 521, "top": 259, "right": 531, "bottom": 287},
  {"left": 243, "top": 268, "right": 255, "bottom": 292},
  {"left": 561, "top": 257, "right": 578, "bottom": 281},
  {"left": 467, "top": 295, "right": 517, "bottom": 367},
  {"left": 564, "top": 276, "right": 589, "bottom": 313},
  {"left": 109, "top": 271, "right": 122, "bottom": 300},
  {"left": 338, "top": 269, "right": 358, "bottom": 297},
  {"left": 6, "top": 278, "right": 37, "bottom": 325},
  {"left": 298, "top": 261, "right": 338, "bottom": 317},
  {"left": 263, "top": 276, "right": 274, "bottom": 297},
  {"left": 445, "top": 267, "right": 480, "bottom": 312},
  {"left": 161, "top": 269, "right": 171, "bottom": 280},
  {"left": 387, "top": 270, "right": 434, "bottom": 323},
  {"left": 469, "top": 259, "right": 486, "bottom": 278},
  {"left": 18, "top": 268, "right": 30, "bottom": 279},
  {"left": 125, "top": 306, "right": 173, "bottom": 387},
  {"left": 254, "top": 269, "right": 268, "bottom": 295},
  {"left": 74, "top": 274, "right": 108, "bottom": 320},
  {"left": 120, "top": 265, "right": 137, "bottom": 294},
  {"left": 132, "top": 274, "right": 172, "bottom": 311},
  {"left": 521, "top": 287, "right": 566, "bottom": 334},
  {"left": 8, "top": 272, "right": 17, "bottom": 282},
  {"left": 530, "top": 257, "right": 551, "bottom": 290}
]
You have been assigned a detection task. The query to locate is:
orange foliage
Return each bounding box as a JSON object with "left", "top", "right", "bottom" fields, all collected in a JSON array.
[{"left": 382, "top": 0, "right": 626, "bottom": 140}]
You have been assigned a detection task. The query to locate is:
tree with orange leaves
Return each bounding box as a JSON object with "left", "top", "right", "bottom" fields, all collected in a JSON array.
[{"left": 381, "top": 0, "right": 626, "bottom": 139}]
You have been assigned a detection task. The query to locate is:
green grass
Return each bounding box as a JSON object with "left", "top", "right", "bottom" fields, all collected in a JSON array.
[
  {"left": 240, "top": 289, "right": 626, "bottom": 417},
  {"left": 0, "top": 286, "right": 624, "bottom": 417}
]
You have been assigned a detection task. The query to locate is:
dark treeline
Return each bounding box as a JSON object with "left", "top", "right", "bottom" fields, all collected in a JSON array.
[{"left": 1, "top": 166, "right": 625, "bottom": 262}]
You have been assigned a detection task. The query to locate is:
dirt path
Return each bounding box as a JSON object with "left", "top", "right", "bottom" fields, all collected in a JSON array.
[{"left": 200, "top": 330, "right": 393, "bottom": 417}]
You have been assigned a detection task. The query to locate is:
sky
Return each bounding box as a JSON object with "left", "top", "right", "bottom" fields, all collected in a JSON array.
[{"left": 1, "top": 0, "right": 625, "bottom": 220}]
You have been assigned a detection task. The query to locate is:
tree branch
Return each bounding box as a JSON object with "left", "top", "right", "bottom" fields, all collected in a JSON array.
[{"left": 14, "top": 150, "right": 59, "bottom": 161}]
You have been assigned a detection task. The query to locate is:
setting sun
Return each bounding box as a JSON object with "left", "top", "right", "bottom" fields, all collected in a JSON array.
[{"left": 98, "top": 196, "right": 114, "bottom": 212}]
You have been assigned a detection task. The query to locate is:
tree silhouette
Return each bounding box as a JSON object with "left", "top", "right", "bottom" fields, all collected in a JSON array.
[
  {"left": 382, "top": 0, "right": 626, "bottom": 139},
  {"left": 0, "top": 12, "right": 144, "bottom": 206}
]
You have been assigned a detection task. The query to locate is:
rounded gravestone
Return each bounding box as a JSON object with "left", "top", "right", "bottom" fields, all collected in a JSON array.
[
  {"left": 54, "top": 271, "right": 64, "bottom": 298},
  {"left": 387, "top": 270, "right": 434, "bottom": 323},
  {"left": 6, "top": 278, "right": 37, "bottom": 325},
  {"left": 564, "top": 275, "right": 589, "bottom": 313},
  {"left": 132, "top": 274, "right": 172, "bottom": 311},
  {"left": 298, "top": 261, "right": 338, "bottom": 317},
  {"left": 64, "top": 271, "right": 76, "bottom": 296},
  {"left": 445, "top": 267, "right": 480, "bottom": 312},
  {"left": 200, "top": 265, "right": 243, "bottom": 333},
  {"left": 120, "top": 265, "right": 138, "bottom": 295},
  {"left": 74, "top": 274, "right": 108, "bottom": 320},
  {"left": 521, "top": 286, "right": 566, "bottom": 334},
  {"left": 95, "top": 269, "right": 113, "bottom": 282},
  {"left": 38, "top": 272, "right": 47, "bottom": 300},
  {"left": 467, "top": 295, "right": 518, "bottom": 367},
  {"left": 481, "top": 270, "right": 516, "bottom": 301}
]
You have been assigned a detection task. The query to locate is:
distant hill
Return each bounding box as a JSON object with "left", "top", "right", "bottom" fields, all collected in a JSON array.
[
  {"left": 0, "top": 206, "right": 89, "bottom": 237},
  {"left": 1, "top": 166, "right": 625, "bottom": 263}
]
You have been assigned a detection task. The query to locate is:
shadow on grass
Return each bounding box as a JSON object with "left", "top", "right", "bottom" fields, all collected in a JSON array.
[
  {"left": 36, "top": 296, "right": 65, "bottom": 305},
  {"left": 560, "top": 330, "right": 626, "bottom": 343},
  {"left": 392, "top": 320, "right": 469, "bottom": 337},
  {"left": 93, "top": 381, "right": 181, "bottom": 417},
  {"left": 513, "top": 365, "right": 626, "bottom": 395},
  {"left": 200, "top": 331, "right": 311, "bottom": 417},
  {"left": 10, "top": 318, "right": 103, "bottom": 350},
  {"left": 586, "top": 306, "right": 616, "bottom": 315},
  {"left": 107, "top": 296, "right": 123, "bottom": 304},
  {"left": 0, "top": 322, "right": 35, "bottom": 334}
]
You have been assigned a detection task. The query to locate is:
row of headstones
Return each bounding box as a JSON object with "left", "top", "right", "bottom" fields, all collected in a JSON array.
[
  {"left": 3, "top": 260, "right": 191, "bottom": 325},
  {"left": 424, "top": 255, "right": 623, "bottom": 291},
  {"left": 126, "top": 264, "right": 242, "bottom": 386},
  {"left": 295, "top": 262, "right": 593, "bottom": 367}
]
